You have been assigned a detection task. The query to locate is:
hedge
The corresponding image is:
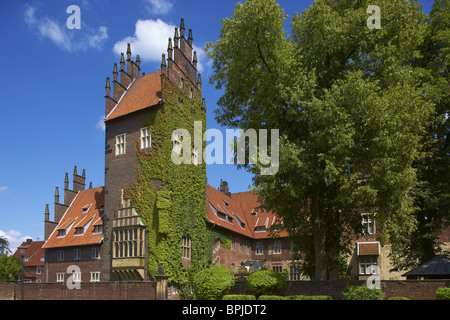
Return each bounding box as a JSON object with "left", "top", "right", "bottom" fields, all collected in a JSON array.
[
  {"left": 436, "top": 287, "right": 450, "bottom": 300},
  {"left": 258, "top": 295, "right": 333, "bottom": 300},
  {"left": 223, "top": 295, "right": 257, "bottom": 300},
  {"left": 341, "top": 285, "right": 384, "bottom": 300}
]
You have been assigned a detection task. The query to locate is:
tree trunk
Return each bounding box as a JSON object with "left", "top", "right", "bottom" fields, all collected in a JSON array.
[{"left": 311, "top": 191, "right": 327, "bottom": 281}]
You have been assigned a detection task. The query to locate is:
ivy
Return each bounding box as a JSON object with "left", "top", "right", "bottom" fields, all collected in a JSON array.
[{"left": 128, "top": 75, "right": 228, "bottom": 286}]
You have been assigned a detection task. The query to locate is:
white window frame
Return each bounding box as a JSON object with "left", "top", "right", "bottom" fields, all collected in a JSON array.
[
  {"left": 362, "top": 214, "right": 375, "bottom": 235},
  {"left": 56, "top": 273, "right": 64, "bottom": 283},
  {"left": 140, "top": 127, "right": 151, "bottom": 150},
  {"left": 115, "top": 133, "right": 126, "bottom": 156},
  {"left": 36, "top": 266, "right": 41, "bottom": 274},
  {"left": 90, "top": 272, "right": 100, "bottom": 282},
  {"left": 72, "top": 272, "right": 82, "bottom": 283},
  {"left": 172, "top": 131, "right": 182, "bottom": 155},
  {"left": 359, "top": 256, "right": 378, "bottom": 275},
  {"left": 182, "top": 236, "right": 191, "bottom": 259}
]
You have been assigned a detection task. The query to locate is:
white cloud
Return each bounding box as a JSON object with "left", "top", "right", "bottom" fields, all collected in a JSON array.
[
  {"left": 113, "top": 19, "right": 208, "bottom": 73},
  {"left": 24, "top": 5, "right": 108, "bottom": 52},
  {"left": 145, "top": 0, "right": 173, "bottom": 15},
  {"left": 0, "top": 186, "right": 7, "bottom": 192},
  {"left": 0, "top": 230, "right": 32, "bottom": 255},
  {"left": 96, "top": 115, "right": 105, "bottom": 131}
]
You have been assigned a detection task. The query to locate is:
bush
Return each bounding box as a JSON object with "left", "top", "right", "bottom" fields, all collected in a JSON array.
[
  {"left": 192, "top": 265, "right": 235, "bottom": 300},
  {"left": 387, "top": 296, "right": 410, "bottom": 300},
  {"left": 287, "top": 295, "right": 333, "bottom": 300},
  {"left": 246, "top": 269, "right": 287, "bottom": 298},
  {"left": 436, "top": 287, "right": 450, "bottom": 300},
  {"left": 223, "top": 294, "right": 256, "bottom": 300},
  {"left": 258, "top": 295, "right": 287, "bottom": 300},
  {"left": 341, "top": 285, "right": 384, "bottom": 300}
]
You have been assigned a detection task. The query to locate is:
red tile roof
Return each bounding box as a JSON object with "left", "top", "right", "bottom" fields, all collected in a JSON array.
[
  {"left": 105, "top": 71, "right": 162, "bottom": 121},
  {"left": 13, "top": 240, "right": 45, "bottom": 267},
  {"left": 43, "top": 187, "right": 105, "bottom": 249},
  {"left": 206, "top": 184, "right": 288, "bottom": 239}
]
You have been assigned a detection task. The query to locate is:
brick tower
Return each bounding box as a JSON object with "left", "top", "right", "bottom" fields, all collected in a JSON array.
[{"left": 102, "top": 18, "right": 204, "bottom": 281}]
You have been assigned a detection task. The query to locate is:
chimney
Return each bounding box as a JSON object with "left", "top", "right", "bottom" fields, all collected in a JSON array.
[
  {"left": 219, "top": 179, "right": 231, "bottom": 197},
  {"left": 26, "top": 238, "right": 32, "bottom": 246}
]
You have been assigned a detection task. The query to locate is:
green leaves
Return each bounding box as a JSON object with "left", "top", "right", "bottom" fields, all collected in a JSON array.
[{"left": 208, "top": 0, "right": 436, "bottom": 279}]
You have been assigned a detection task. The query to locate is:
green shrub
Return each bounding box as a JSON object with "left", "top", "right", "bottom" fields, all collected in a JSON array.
[
  {"left": 387, "top": 296, "right": 410, "bottom": 300},
  {"left": 193, "top": 265, "right": 235, "bottom": 300},
  {"left": 258, "top": 295, "right": 287, "bottom": 300},
  {"left": 287, "top": 295, "right": 333, "bottom": 300},
  {"left": 246, "top": 269, "right": 287, "bottom": 298},
  {"left": 436, "top": 287, "right": 450, "bottom": 300},
  {"left": 341, "top": 285, "right": 384, "bottom": 300},
  {"left": 223, "top": 295, "right": 256, "bottom": 300}
]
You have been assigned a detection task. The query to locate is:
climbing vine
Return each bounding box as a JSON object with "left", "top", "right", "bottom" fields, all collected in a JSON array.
[{"left": 128, "top": 75, "right": 230, "bottom": 286}]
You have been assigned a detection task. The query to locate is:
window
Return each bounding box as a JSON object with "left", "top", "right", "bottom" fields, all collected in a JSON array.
[
  {"left": 246, "top": 241, "right": 250, "bottom": 255},
  {"left": 93, "top": 225, "right": 103, "bottom": 234},
  {"left": 359, "top": 256, "right": 378, "bottom": 275},
  {"left": 272, "top": 265, "right": 283, "bottom": 273},
  {"left": 57, "top": 250, "right": 64, "bottom": 261},
  {"left": 90, "top": 272, "right": 100, "bottom": 282},
  {"left": 36, "top": 266, "right": 41, "bottom": 274},
  {"left": 255, "top": 226, "right": 266, "bottom": 232},
  {"left": 92, "top": 247, "right": 100, "bottom": 259},
  {"left": 273, "top": 240, "right": 281, "bottom": 254},
  {"left": 72, "top": 272, "right": 81, "bottom": 283},
  {"left": 57, "top": 229, "right": 66, "bottom": 237},
  {"left": 182, "top": 236, "right": 191, "bottom": 259},
  {"left": 362, "top": 214, "right": 375, "bottom": 235},
  {"left": 140, "top": 127, "right": 151, "bottom": 150},
  {"left": 74, "top": 248, "right": 81, "bottom": 260},
  {"left": 255, "top": 242, "right": 263, "bottom": 255},
  {"left": 82, "top": 205, "right": 91, "bottom": 213},
  {"left": 289, "top": 265, "right": 301, "bottom": 281},
  {"left": 231, "top": 235, "right": 235, "bottom": 250},
  {"left": 113, "top": 228, "right": 143, "bottom": 258},
  {"left": 180, "top": 77, "right": 184, "bottom": 89},
  {"left": 251, "top": 210, "right": 257, "bottom": 216},
  {"left": 115, "top": 134, "right": 126, "bottom": 156},
  {"left": 40, "top": 257, "right": 45, "bottom": 262},
  {"left": 239, "top": 238, "right": 243, "bottom": 252},
  {"left": 56, "top": 273, "right": 64, "bottom": 283},
  {"left": 75, "top": 227, "right": 84, "bottom": 235}
]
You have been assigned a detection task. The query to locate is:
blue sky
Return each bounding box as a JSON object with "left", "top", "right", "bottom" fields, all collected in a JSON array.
[{"left": 0, "top": 0, "right": 434, "bottom": 252}]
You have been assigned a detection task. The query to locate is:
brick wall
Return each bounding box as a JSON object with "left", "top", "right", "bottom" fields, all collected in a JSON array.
[
  {"left": 11, "top": 281, "right": 156, "bottom": 300},
  {"left": 230, "top": 280, "right": 450, "bottom": 300}
]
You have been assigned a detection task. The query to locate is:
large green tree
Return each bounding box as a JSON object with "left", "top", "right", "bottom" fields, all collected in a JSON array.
[
  {"left": 390, "top": 0, "right": 449, "bottom": 271},
  {"left": 207, "top": 0, "right": 433, "bottom": 280}
]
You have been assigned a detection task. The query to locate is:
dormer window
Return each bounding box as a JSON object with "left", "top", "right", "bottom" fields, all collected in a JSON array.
[
  {"left": 57, "top": 229, "right": 66, "bottom": 237},
  {"left": 251, "top": 210, "right": 257, "bottom": 216},
  {"left": 75, "top": 227, "right": 84, "bottom": 235},
  {"left": 82, "top": 205, "right": 91, "bottom": 213}
]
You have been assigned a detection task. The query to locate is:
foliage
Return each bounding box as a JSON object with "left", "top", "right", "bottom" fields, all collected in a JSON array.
[
  {"left": 223, "top": 294, "right": 256, "bottom": 300},
  {"left": 128, "top": 75, "right": 228, "bottom": 286},
  {"left": 207, "top": 0, "right": 435, "bottom": 280},
  {"left": 388, "top": 296, "right": 410, "bottom": 300},
  {"left": 436, "top": 287, "right": 450, "bottom": 300},
  {"left": 0, "top": 236, "right": 10, "bottom": 255},
  {"left": 246, "top": 269, "right": 287, "bottom": 298},
  {"left": 192, "top": 265, "right": 235, "bottom": 300},
  {"left": 341, "top": 285, "right": 384, "bottom": 300},
  {"left": 0, "top": 255, "right": 21, "bottom": 282},
  {"left": 258, "top": 294, "right": 332, "bottom": 300},
  {"left": 389, "top": 0, "right": 450, "bottom": 271}
]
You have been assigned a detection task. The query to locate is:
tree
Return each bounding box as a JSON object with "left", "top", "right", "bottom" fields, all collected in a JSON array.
[
  {"left": 0, "top": 236, "right": 10, "bottom": 255},
  {"left": 0, "top": 255, "right": 21, "bottom": 282},
  {"left": 207, "top": 0, "right": 433, "bottom": 280},
  {"left": 390, "top": 0, "right": 450, "bottom": 271}
]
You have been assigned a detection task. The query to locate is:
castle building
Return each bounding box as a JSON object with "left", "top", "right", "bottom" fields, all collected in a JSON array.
[{"left": 39, "top": 18, "right": 450, "bottom": 286}]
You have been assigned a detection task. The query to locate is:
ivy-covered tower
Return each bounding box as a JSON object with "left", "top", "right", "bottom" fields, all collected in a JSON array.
[{"left": 102, "top": 18, "right": 206, "bottom": 283}]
